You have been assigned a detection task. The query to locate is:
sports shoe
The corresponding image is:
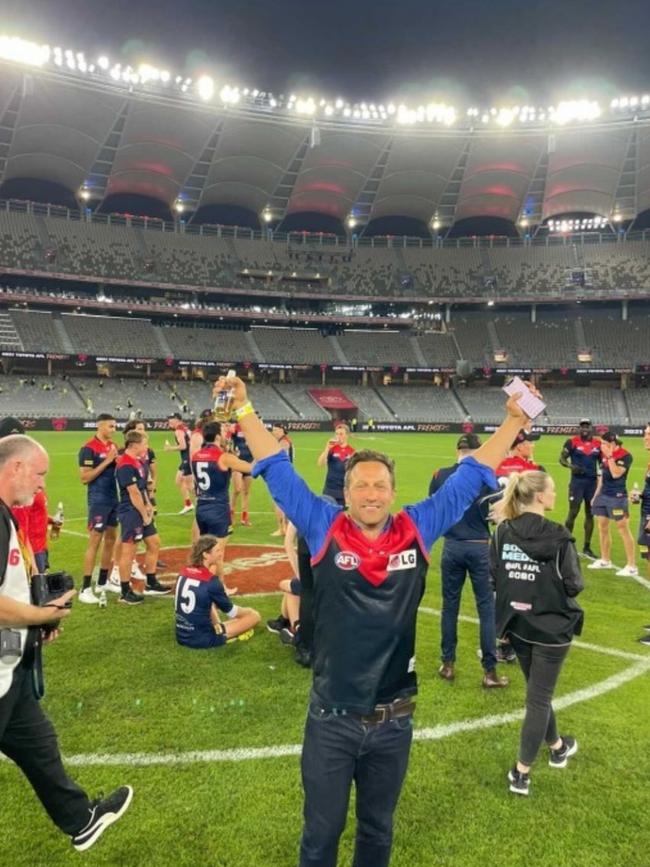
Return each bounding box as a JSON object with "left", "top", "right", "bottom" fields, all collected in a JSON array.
[
  {"left": 587, "top": 559, "right": 613, "bottom": 570},
  {"left": 508, "top": 767, "right": 530, "bottom": 796},
  {"left": 582, "top": 546, "right": 597, "bottom": 559},
  {"left": 227, "top": 628, "right": 255, "bottom": 643},
  {"left": 495, "top": 644, "right": 517, "bottom": 664},
  {"left": 178, "top": 504, "right": 194, "bottom": 515},
  {"left": 638, "top": 634, "right": 650, "bottom": 646},
  {"left": 266, "top": 615, "right": 290, "bottom": 634},
  {"left": 71, "top": 785, "right": 133, "bottom": 852},
  {"left": 295, "top": 646, "right": 312, "bottom": 668},
  {"left": 130, "top": 561, "right": 146, "bottom": 582},
  {"left": 118, "top": 590, "right": 145, "bottom": 606},
  {"left": 482, "top": 669, "right": 510, "bottom": 688},
  {"left": 548, "top": 736, "right": 578, "bottom": 768},
  {"left": 105, "top": 569, "right": 122, "bottom": 593},
  {"left": 240, "top": 518, "right": 253, "bottom": 527},
  {"left": 438, "top": 662, "right": 455, "bottom": 681},
  {"left": 280, "top": 626, "right": 296, "bottom": 646},
  {"left": 79, "top": 587, "right": 99, "bottom": 605},
  {"left": 270, "top": 528, "right": 283, "bottom": 537},
  {"left": 615, "top": 564, "right": 639, "bottom": 577},
  {"left": 143, "top": 580, "right": 172, "bottom": 596}
]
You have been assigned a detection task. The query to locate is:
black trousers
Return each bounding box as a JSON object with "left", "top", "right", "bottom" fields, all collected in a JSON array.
[
  {"left": 509, "top": 634, "right": 571, "bottom": 767},
  {"left": 0, "top": 661, "right": 91, "bottom": 835}
]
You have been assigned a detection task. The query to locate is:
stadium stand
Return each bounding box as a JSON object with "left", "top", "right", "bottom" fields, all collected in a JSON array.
[
  {"left": 249, "top": 327, "right": 338, "bottom": 365},
  {"left": 338, "top": 386, "right": 395, "bottom": 421},
  {"left": 160, "top": 324, "right": 249, "bottom": 362},
  {"left": 414, "top": 332, "right": 460, "bottom": 367},
  {"left": 60, "top": 314, "right": 162, "bottom": 358},
  {"left": 10, "top": 310, "right": 67, "bottom": 354},
  {"left": 0, "top": 312, "right": 22, "bottom": 350},
  {"left": 541, "top": 387, "right": 627, "bottom": 424},
  {"left": 380, "top": 386, "right": 463, "bottom": 421},
  {"left": 70, "top": 377, "right": 180, "bottom": 419},
  {"left": 273, "top": 384, "right": 331, "bottom": 420},
  {"left": 0, "top": 375, "right": 84, "bottom": 417},
  {"left": 624, "top": 388, "right": 650, "bottom": 424},
  {"left": 447, "top": 314, "right": 492, "bottom": 366},
  {"left": 336, "top": 330, "right": 420, "bottom": 367},
  {"left": 491, "top": 312, "right": 578, "bottom": 368},
  {"left": 579, "top": 309, "right": 650, "bottom": 367}
]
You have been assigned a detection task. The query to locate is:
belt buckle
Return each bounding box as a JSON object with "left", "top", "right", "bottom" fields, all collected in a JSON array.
[{"left": 375, "top": 705, "right": 388, "bottom": 725}]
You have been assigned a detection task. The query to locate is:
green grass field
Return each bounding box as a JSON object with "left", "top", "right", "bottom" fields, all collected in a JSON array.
[{"left": 2, "top": 430, "right": 650, "bottom": 866}]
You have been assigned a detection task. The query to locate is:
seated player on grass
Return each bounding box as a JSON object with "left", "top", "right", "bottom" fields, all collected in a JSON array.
[{"left": 175, "top": 535, "right": 260, "bottom": 649}]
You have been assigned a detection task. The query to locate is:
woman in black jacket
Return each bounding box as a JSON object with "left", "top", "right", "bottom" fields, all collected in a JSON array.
[{"left": 490, "top": 470, "right": 584, "bottom": 796}]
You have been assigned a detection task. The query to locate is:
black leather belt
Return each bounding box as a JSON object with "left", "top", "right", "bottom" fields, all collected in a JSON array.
[{"left": 355, "top": 697, "right": 416, "bottom": 726}]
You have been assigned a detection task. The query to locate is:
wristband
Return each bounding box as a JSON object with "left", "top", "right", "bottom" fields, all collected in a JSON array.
[{"left": 235, "top": 401, "right": 255, "bottom": 420}]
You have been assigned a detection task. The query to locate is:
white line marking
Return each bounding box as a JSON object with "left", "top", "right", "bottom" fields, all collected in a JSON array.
[
  {"left": 61, "top": 528, "right": 90, "bottom": 539},
  {"left": 56, "top": 656, "right": 650, "bottom": 768},
  {"left": 418, "top": 606, "right": 647, "bottom": 661}
]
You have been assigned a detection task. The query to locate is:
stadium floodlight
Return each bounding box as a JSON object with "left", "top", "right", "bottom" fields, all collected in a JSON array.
[
  {"left": 97, "top": 55, "right": 110, "bottom": 70},
  {"left": 79, "top": 186, "right": 91, "bottom": 202},
  {"left": 612, "top": 212, "right": 623, "bottom": 222},
  {"left": 296, "top": 97, "right": 316, "bottom": 115},
  {"left": 261, "top": 208, "right": 274, "bottom": 223},
  {"left": 219, "top": 85, "right": 240, "bottom": 104},
  {"left": 487, "top": 300, "right": 495, "bottom": 307},
  {"left": 346, "top": 215, "right": 357, "bottom": 230},
  {"left": 430, "top": 216, "right": 441, "bottom": 231},
  {"left": 173, "top": 200, "right": 185, "bottom": 213},
  {"left": 324, "top": 105, "right": 334, "bottom": 116},
  {"left": 496, "top": 108, "right": 515, "bottom": 127},
  {"left": 197, "top": 75, "right": 214, "bottom": 101},
  {"left": 519, "top": 217, "right": 529, "bottom": 228}
]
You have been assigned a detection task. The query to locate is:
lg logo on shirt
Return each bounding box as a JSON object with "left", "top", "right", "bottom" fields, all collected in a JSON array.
[
  {"left": 335, "top": 551, "right": 361, "bottom": 570},
  {"left": 387, "top": 549, "right": 417, "bottom": 571}
]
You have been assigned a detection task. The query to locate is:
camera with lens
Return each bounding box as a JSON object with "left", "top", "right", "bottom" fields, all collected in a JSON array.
[{"left": 31, "top": 571, "right": 75, "bottom": 633}]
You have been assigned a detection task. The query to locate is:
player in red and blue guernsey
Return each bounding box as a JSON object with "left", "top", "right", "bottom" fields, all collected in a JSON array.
[
  {"left": 230, "top": 421, "right": 255, "bottom": 526},
  {"left": 212, "top": 373, "right": 535, "bottom": 867},
  {"left": 559, "top": 418, "right": 601, "bottom": 558},
  {"left": 635, "top": 423, "right": 650, "bottom": 645},
  {"left": 317, "top": 422, "right": 356, "bottom": 505},
  {"left": 78, "top": 413, "right": 119, "bottom": 604},
  {"left": 175, "top": 535, "right": 260, "bottom": 649},
  {"left": 164, "top": 412, "right": 194, "bottom": 515},
  {"left": 115, "top": 431, "right": 170, "bottom": 604},
  {"left": 191, "top": 421, "right": 253, "bottom": 582},
  {"left": 588, "top": 431, "right": 638, "bottom": 577}
]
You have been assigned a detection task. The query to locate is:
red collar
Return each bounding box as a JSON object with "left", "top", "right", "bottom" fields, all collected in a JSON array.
[
  {"left": 117, "top": 452, "right": 143, "bottom": 469},
  {"left": 181, "top": 566, "right": 214, "bottom": 582}
]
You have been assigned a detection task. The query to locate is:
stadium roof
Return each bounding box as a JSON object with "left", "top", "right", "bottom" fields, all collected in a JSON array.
[{"left": 2, "top": 60, "right": 649, "bottom": 230}]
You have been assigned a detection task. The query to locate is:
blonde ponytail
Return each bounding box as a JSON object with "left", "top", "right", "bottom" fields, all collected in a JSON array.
[{"left": 500, "top": 470, "right": 550, "bottom": 521}]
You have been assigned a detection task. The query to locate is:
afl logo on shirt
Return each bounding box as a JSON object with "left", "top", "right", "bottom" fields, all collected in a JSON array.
[
  {"left": 335, "top": 551, "right": 361, "bottom": 570},
  {"left": 387, "top": 549, "right": 417, "bottom": 571}
]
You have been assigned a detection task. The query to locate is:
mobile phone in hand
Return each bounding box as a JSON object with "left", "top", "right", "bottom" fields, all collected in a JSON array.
[{"left": 502, "top": 376, "right": 546, "bottom": 420}]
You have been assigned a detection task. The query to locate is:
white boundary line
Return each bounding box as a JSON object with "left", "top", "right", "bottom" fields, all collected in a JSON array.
[{"left": 41, "top": 607, "right": 649, "bottom": 769}]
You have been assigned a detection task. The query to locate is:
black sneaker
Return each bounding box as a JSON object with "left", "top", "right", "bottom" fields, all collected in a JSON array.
[
  {"left": 118, "top": 590, "right": 145, "bottom": 606},
  {"left": 583, "top": 546, "right": 597, "bottom": 559},
  {"left": 71, "top": 786, "right": 133, "bottom": 852},
  {"left": 496, "top": 644, "right": 517, "bottom": 664},
  {"left": 643, "top": 625, "right": 650, "bottom": 631},
  {"left": 280, "top": 626, "right": 296, "bottom": 646},
  {"left": 144, "top": 580, "right": 172, "bottom": 596},
  {"left": 638, "top": 634, "right": 650, "bottom": 646},
  {"left": 549, "top": 735, "right": 578, "bottom": 768},
  {"left": 266, "top": 615, "right": 290, "bottom": 634},
  {"left": 295, "top": 646, "right": 312, "bottom": 668},
  {"left": 507, "top": 767, "right": 530, "bottom": 796}
]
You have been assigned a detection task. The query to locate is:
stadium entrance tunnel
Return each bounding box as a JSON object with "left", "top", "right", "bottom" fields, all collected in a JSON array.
[{"left": 135, "top": 544, "right": 293, "bottom": 594}]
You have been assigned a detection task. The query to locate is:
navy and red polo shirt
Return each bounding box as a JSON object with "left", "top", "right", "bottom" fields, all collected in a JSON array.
[
  {"left": 323, "top": 443, "right": 356, "bottom": 502},
  {"left": 601, "top": 447, "right": 632, "bottom": 498},
  {"left": 562, "top": 435, "right": 601, "bottom": 479},
  {"left": 116, "top": 453, "right": 149, "bottom": 513},
  {"left": 253, "top": 449, "right": 496, "bottom": 714}
]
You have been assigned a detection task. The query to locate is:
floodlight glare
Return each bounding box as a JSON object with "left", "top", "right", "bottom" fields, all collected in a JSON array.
[{"left": 197, "top": 75, "right": 214, "bottom": 101}]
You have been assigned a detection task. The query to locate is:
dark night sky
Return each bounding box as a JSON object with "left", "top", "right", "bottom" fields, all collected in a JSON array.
[{"left": 2, "top": 0, "right": 650, "bottom": 104}]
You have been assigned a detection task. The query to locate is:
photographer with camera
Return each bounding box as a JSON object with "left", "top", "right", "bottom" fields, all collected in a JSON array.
[{"left": 0, "top": 434, "right": 133, "bottom": 851}]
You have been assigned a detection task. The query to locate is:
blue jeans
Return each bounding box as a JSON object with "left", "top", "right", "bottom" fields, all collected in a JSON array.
[
  {"left": 299, "top": 699, "right": 413, "bottom": 867},
  {"left": 440, "top": 539, "right": 497, "bottom": 672}
]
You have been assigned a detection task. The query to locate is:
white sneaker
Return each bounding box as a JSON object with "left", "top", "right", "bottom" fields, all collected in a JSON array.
[
  {"left": 106, "top": 567, "right": 122, "bottom": 592},
  {"left": 79, "top": 587, "right": 100, "bottom": 605},
  {"left": 131, "top": 561, "right": 146, "bottom": 582},
  {"left": 178, "top": 504, "right": 194, "bottom": 515},
  {"left": 587, "top": 559, "right": 613, "bottom": 570},
  {"left": 615, "top": 564, "right": 639, "bottom": 577}
]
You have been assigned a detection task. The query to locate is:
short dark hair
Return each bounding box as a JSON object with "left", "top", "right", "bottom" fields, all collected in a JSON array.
[
  {"left": 124, "top": 419, "right": 145, "bottom": 435},
  {"left": 344, "top": 449, "right": 395, "bottom": 490},
  {"left": 97, "top": 413, "right": 115, "bottom": 422},
  {"left": 168, "top": 412, "right": 182, "bottom": 420},
  {"left": 124, "top": 431, "right": 145, "bottom": 447},
  {"left": 202, "top": 421, "right": 219, "bottom": 443}
]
